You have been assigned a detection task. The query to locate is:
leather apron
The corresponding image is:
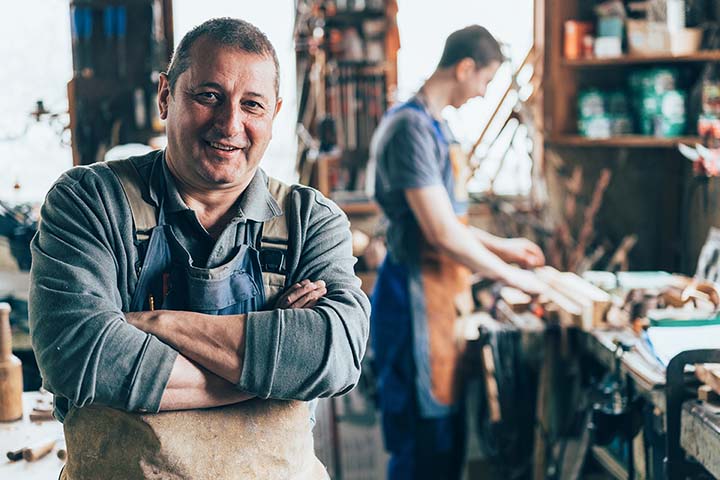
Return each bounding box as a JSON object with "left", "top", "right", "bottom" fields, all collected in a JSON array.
[
  {"left": 61, "top": 188, "right": 328, "bottom": 479},
  {"left": 373, "top": 99, "right": 472, "bottom": 420}
]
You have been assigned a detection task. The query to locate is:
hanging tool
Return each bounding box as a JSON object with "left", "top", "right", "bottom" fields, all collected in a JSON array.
[
  {"left": 103, "top": 6, "right": 116, "bottom": 77},
  {"left": 71, "top": 6, "right": 94, "bottom": 77},
  {"left": 116, "top": 6, "right": 128, "bottom": 78}
]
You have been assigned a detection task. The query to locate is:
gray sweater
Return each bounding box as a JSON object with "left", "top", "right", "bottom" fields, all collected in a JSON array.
[{"left": 29, "top": 150, "right": 370, "bottom": 421}]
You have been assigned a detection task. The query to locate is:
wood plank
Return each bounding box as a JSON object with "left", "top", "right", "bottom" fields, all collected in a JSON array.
[
  {"left": 563, "top": 50, "right": 720, "bottom": 67},
  {"left": 696, "top": 364, "right": 720, "bottom": 395},
  {"left": 536, "top": 266, "right": 611, "bottom": 329},
  {"left": 547, "top": 134, "right": 703, "bottom": 148},
  {"left": 499, "top": 286, "right": 532, "bottom": 313},
  {"left": 337, "top": 201, "right": 380, "bottom": 216}
]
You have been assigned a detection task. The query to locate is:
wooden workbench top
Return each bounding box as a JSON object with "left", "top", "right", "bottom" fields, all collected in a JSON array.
[{"left": 0, "top": 391, "right": 64, "bottom": 479}]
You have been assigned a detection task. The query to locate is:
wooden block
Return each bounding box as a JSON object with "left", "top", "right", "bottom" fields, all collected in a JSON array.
[
  {"left": 696, "top": 364, "right": 720, "bottom": 395},
  {"left": 698, "top": 384, "right": 720, "bottom": 403},
  {"left": 538, "top": 288, "right": 583, "bottom": 327},
  {"left": 500, "top": 286, "right": 532, "bottom": 313},
  {"left": 536, "top": 267, "right": 611, "bottom": 330}
]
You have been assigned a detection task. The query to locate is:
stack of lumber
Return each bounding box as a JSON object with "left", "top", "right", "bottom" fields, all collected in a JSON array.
[{"left": 535, "top": 267, "right": 612, "bottom": 331}]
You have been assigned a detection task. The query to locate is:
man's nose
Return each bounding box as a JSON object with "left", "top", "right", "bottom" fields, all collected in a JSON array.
[{"left": 215, "top": 102, "right": 246, "bottom": 138}]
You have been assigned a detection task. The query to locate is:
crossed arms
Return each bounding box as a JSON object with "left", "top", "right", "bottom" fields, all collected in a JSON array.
[{"left": 29, "top": 170, "right": 370, "bottom": 415}]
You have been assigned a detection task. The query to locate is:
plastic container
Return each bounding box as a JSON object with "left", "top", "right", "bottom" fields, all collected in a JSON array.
[
  {"left": 669, "top": 27, "right": 703, "bottom": 55},
  {"left": 564, "top": 21, "right": 594, "bottom": 59},
  {"left": 578, "top": 89, "right": 606, "bottom": 118}
]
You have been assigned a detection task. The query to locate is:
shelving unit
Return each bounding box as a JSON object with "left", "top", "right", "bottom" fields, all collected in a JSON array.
[
  {"left": 547, "top": 134, "right": 702, "bottom": 148},
  {"left": 67, "top": 0, "right": 173, "bottom": 166},
  {"left": 563, "top": 51, "right": 720, "bottom": 67},
  {"left": 294, "top": 0, "right": 399, "bottom": 202},
  {"left": 538, "top": 0, "right": 720, "bottom": 274}
]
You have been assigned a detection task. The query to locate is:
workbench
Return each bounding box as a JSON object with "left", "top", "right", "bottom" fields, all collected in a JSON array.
[
  {"left": 0, "top": 391, "right": 64, "bottom": 480},
  {"left": 583, "top": 328, "right": 720, "bottom": 479}
]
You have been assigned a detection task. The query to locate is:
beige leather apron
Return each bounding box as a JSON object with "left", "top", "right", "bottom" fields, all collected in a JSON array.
[{"left": 60, "top": 400, "right": 328, "bottom": 479}]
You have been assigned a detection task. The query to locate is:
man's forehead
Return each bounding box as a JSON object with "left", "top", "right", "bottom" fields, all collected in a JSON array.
[
  {"left": 181, "top": 39, "right": 276, "bottom": 91},
  {"left": 188, "top": 37, "right": 274, "bottom": 70}
]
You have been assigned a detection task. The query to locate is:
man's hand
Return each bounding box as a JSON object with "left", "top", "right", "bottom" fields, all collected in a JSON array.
[
  {"left": 493, "top": 238, "right": 545, "bottom": 269},
  {"left": 275, "top": 279, "right": 327, "bottom": 309},
  {"left": 500, "top": 266, "right": 546, "bottom": 296}
]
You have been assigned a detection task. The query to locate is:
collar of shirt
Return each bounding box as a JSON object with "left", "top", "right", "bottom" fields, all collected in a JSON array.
[
  {"left": 409, "top": 93, "right": 456, "bottom": 144},
  {"left": 145, "top": 150, "right": 283, "bottom": 223}
]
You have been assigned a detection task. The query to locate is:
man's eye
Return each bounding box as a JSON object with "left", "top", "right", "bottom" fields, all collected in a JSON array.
[
  {"left": 196, "top": 92, "right": 220, "bottom": 103},
  {"left": 244, "top": 100, "right": 264, "bottom": 111}
]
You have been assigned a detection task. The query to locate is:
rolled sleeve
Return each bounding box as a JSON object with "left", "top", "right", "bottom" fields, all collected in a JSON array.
[{"left": 238, "top": 188, "right": 370, "bottom": 400}]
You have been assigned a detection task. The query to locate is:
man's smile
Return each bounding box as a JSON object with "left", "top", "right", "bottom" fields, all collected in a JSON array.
[{"left": 203, "top": 139, "right": 245, "bottom": 152}]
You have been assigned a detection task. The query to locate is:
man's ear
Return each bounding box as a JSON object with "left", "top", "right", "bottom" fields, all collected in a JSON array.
[
  {"left": 273, "top": 97, "right": 283, "bottom": 119},
  {"left": 158, "top": 73, "right": 171, "bottom": 120},
  {"left": 455, "top": 58, "right": 476, "bottom": 82}
]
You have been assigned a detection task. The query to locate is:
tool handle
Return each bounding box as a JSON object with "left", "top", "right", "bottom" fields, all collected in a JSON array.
[
  {"left": 0, "top": 302, "right": 11, "bottom": 359},
  {"left": 22, "top": 439, "right": 56, "bottom": 462},
  {"left": 6, "top": 448, "right": 23, "bottom": 462}
]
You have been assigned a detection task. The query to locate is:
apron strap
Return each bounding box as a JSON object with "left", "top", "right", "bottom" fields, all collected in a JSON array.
[
  {"left": 261, "top": 178, "right": 294, "bottom": 306},
  {"left": 106, "top": 159, "right": 157, "bottom": 242}
]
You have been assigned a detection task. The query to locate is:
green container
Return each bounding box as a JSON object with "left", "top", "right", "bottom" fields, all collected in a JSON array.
[
  {"left": 660, "top": 90, "right": 686, "bottom": 117},
  {"left": 578, "top": 89, "right": 606, "bottom": 119},
  {"left": 607, "top": 91, "right": 629, "bottom": 115},
  {"left": 579, "top": 114, "right": 613, "bottom": 138},
  {"left": 611, "top": 114, "right": 633, "bottom": 135}
]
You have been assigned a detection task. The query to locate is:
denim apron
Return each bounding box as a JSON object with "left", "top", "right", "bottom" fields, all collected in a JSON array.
[
  {"left": 130, "top": 199, "right": 265, "bottom": 315},
  {"left": 371, "top": 99, "right": 471, "bottom": 479}
]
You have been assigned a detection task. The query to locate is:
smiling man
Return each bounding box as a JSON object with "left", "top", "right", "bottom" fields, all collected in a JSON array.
[{"left": 30, "top": 18, "right": 369, "bottom": 479}]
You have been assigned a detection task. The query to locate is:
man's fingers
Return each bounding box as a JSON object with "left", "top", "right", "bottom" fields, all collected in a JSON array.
[
  {"left": 285, "top": 282, "right": 318, "bottom": 304},
  {"left": 287, "top": 287, "right": 327, "bottom": 309},
  {"left": 277, "top": 280, "right": 326, "bottom": 308}
]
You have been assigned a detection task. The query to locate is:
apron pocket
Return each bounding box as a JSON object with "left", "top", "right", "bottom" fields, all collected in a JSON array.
[{"left": 181, "top": 271, "right": 260, "bottom": 311}]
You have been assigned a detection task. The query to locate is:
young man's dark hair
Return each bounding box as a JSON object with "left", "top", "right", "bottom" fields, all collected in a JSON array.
[
  {"left": 437, "top": 24, "right": 505, "bottom": 69},
  {"left": 166, "top": 17, "right": 280, "bottom": 96}
]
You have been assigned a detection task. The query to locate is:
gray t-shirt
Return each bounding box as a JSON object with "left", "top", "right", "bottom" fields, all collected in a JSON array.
[
  {"left": 29, "top": 150, "right": 370, "bottom": 420},
  {"left": 370, "top": 95, "right": 458, "bottom": 264}
]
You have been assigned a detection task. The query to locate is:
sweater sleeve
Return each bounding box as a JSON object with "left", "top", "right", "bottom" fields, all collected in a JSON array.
[
  {"left": 29, "top": 168, "right": 177, "bottom": 416},
  {"left": 239, "top": 187, "right": 370, "bottom": 400}
]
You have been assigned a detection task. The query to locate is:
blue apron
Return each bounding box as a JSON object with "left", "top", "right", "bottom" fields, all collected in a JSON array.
[
  {"left": 130, "top": 199, "right": 265, "bottom": 321},
  {"left": 372, "top": 98, "right": 458, "bottom": 419},
  {"left": 372, "top": 99, "right": 469, "bottom": 478}
]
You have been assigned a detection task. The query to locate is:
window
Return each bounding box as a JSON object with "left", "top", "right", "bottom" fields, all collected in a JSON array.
[
  {"left": 0, "top": 0, "right": 73, "bottom": 203},
  {"left": 396, "top": 0, "right": 535, "bottom": 195}
]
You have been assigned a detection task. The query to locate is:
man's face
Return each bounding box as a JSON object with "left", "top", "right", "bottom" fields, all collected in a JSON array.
[
  {"left": 158, "top": 37, "right": 282, "bottom": 190},
  {"left": 451, "top": 59, "right": 501, "bottom": 108}
]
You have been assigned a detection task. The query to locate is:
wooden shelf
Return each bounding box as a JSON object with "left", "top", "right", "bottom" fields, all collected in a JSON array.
[
  {"left": 547, "top": 134, "right": 703, "bottom": 148},
  {"left": 337, "top": 200, "right": 380, "bottom": 216},
  {"left": 562, "top": 50, "right": 720, "bottom": 67}
]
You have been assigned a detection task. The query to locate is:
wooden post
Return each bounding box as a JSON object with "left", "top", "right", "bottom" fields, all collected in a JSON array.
[{"left": 0, "top": 303, "right": 23, "bottom": 422}]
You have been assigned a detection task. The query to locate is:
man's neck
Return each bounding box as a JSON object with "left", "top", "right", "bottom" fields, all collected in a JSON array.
[
  {"left": 166, "top": 162, "right": 251, "bottom": 237},
  {"left": 419, "top": 71, "right": 455, "bottom": 120}
]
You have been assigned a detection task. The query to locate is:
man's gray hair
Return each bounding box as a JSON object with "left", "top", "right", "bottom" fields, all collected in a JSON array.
[{"left": 166, "top": 17, "right": 280, "bottom": 97}]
